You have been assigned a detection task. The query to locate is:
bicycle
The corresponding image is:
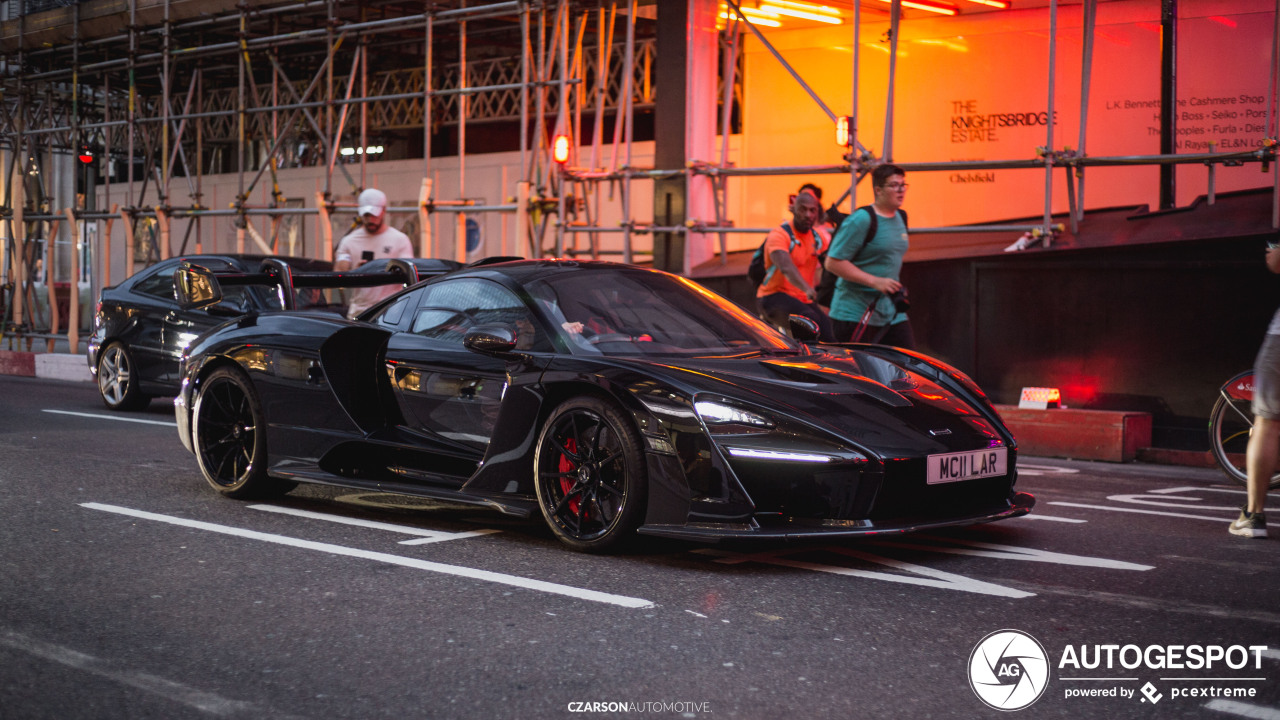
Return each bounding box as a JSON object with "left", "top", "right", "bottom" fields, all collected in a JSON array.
[{"left": 1209, "top": 369, "right": 1280, "bottom": 488}]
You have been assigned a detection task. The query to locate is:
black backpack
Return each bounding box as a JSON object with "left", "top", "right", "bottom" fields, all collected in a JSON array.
[
  {"left": 748, "top": 222, "right": 808, "bottom": 287},
  {"left": 814, "top": 205, "right": 908, "bottom": 306}
]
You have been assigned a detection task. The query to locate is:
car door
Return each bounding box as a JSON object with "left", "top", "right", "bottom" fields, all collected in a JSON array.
[
  {"left": 159, "top": 259, "right": 243, "bottom": 384},
  {"left": 384, "top": 277, "right": 551, "bottom": 454},
  {"left": 123, "top": 262, "right": 183, "bottom": 384}
]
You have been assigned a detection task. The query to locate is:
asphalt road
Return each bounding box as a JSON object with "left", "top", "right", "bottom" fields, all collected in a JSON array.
[{"left": 2, "top": 375, "right": 1278, "bottom": 720}]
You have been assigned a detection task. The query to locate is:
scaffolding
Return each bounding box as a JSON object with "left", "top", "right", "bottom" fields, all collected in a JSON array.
[{"left": 2, "top": 0, "right": 1278, "bottom": 352}]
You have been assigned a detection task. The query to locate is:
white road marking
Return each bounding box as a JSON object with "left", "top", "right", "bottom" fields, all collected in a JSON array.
[
  {"left": 696, "top": 535, "right": 1151, "bottom": 598},
  {"left": 1018, "top": 463, "right": 1081, "bottom": 476},
  {"left": 867, "top": 537, "right": 1153, "bottom": 571},
  {"left": 248, "top": 504, "right": 501, "bottom": 545},
  {"left": 1049, "top": 502, "right": 1233, "bottom": 522},
  {"left": 1206, "top": 699, "right": 1280, "bottom": 719},
  {"left": 82, "top": 503, "right": 653, "bottom": 609},
  {"left": 695, "top": 547, "right": 1034, "bottom": 598},
  {"left": 42, "top": 409, "right": 176, "bottom": 427},
  {"left": 1108, "top": 493, "right": 1240, "bottom": 512},
  {"left": 0, "top": 629, "right": 297, "bottom": 719},
  {"left": 1151, "top": 486, "right": 1246, "bottom": 495},
  {"left": 1264, "top": 649, "right": 1280, "bottom": 662},
  {"left": 1013, "top": 514, "right": 1088, "bottom": 523}
]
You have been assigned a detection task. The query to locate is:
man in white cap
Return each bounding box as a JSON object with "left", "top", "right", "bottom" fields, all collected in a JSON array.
[{"left": 334, "top": 187, "right": 415, "bottom": 318}]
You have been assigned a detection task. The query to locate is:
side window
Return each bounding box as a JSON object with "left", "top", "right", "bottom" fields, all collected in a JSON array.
[
  {"left": 133, "top": 267, "right": 176, "bottom": 299},
  {"left": 220, "top": 285, "right": 255, "bottom": 310},
  {"left": 371, "top": 289, "right": 419, "bottom": 330},
  {"left": 410, "top": 278, "right": 549, "bottom": 351}
]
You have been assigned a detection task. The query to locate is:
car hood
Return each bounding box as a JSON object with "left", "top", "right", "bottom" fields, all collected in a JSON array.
[{"left": 623, "top": 349, "right": 1007, "bottom": 457}]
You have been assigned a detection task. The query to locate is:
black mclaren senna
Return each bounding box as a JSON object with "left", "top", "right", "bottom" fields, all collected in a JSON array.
[{"left": 173, "top": 258, "right": 1033, "bottom": 552}]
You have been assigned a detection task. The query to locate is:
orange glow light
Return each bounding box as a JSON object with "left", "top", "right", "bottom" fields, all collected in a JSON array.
[
  {"left": 766, "top": 0, "right": 841, "bottom": 15},
  {"left": 553, "top": 134, "right": 570, "bottom": 164},
  {"left": 719, "top": 7, "right": 783, "bottom": 26},
  {"left": 721, "top": 10, "right": 778, "bottom": 26},
  {"left": 875, "top": 0, "right": 959, "bottom": 15},
  {"left": 759, "top": 4, "right": 842, "bottom": 23}
]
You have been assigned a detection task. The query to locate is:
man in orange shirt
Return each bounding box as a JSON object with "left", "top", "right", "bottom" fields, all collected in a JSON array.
[{"left": 756, "top": 190, "right": 834, "bottom": 341}]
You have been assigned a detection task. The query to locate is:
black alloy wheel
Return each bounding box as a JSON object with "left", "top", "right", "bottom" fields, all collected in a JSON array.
[
  {"left": 192, "top": 366, "right": 294, "bottom": 499},
  {"left": 534, "top": 396, "right": 647, "bottom": 552},
  {"left": 97, "top": 342, "right": 150, "bottom": 411}
]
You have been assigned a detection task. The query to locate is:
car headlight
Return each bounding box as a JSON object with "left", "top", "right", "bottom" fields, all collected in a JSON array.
[{"left": 694, "top": 399, "right": 775, "bottom": 432}]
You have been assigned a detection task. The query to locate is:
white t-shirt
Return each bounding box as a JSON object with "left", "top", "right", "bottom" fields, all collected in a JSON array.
[{"left": 335, "top": 225, "right": 415, "bottom": 318}]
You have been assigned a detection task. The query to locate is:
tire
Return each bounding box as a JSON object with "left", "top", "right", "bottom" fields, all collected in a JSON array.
[
  {"left": 1208, "top": 393, "right": 1280, "bottom": 489},
  {"left": 96, "top": 342, "right": 151, "bottom": 411},
  {"left": 533, "top": 396, "right": 648, "bottom": 553},
  {"left": 192, "top": 366, "right": 295, "bottom": 499}
]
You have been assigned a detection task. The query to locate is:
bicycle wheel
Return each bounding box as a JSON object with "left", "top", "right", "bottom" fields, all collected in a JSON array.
[{"left": 1208, "top": 393, "right": 1280, "bottom": 488}]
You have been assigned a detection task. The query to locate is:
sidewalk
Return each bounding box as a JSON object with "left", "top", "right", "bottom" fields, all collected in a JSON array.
[{"left": 0, "top": 348, "right": 92, "bottom": 383}]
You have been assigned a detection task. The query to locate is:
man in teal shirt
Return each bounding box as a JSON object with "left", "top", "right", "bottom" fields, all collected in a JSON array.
[{"left": 823, "top": 163, "right": 915, "bottom": 349}]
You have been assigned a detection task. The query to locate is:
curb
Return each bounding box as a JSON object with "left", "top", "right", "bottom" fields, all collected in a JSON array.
[
  {"left": 0, "top": 350, "right": 92, "bottom": 383},
  {"left": 1135, "top": 446, "right": 1218, "bottom": 468},
  {"left": 995, "top": 404, "right": 1151, "bottom": 463}
]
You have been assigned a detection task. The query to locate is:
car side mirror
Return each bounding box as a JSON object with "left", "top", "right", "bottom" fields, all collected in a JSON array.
[
  {"left": 788, "top": 314, "right": 821, "bottom": 342},
  {"left": 463, "top": 324, "right": 519, "bottom": 356},
  {"left": 174, "top": 263, "right": 223, "bottom": 310}
]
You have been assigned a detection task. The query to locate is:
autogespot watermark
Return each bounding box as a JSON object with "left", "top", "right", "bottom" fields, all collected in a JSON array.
[
  {"left": 968, "top": 630, "right": 1271, "bottom": 710},
  {"left": 969, "top": 629, "right": 1051, "bottom": 711},
  {"left": 566, "top": 701, "right": 712, "bottom": 714}
]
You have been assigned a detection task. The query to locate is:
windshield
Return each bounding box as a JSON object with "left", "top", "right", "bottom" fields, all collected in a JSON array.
[{"left": 526, "top": 268, "right": 800, "bottom": 357}]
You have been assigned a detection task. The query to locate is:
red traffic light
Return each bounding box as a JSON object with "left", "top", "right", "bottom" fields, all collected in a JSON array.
[
  {"left": 78, "top": 144, "right": 94, "bottom": 164},
  {"left": 552, "top": 135, "right": 570, "bottom": 164}
]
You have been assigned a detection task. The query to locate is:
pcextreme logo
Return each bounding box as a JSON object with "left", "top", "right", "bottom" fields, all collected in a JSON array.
[{"left": 969, "top": 629, "right": 1051, "bottom": 711}]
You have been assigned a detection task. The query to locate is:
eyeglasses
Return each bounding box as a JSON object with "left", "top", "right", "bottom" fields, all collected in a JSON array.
[{"left": 882, "top": 182, "right": 909, "bottom": 191}]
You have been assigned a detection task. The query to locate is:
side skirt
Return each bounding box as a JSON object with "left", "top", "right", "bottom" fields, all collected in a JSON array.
[{"left": 270, "top": 466, "right": 538, "bottom": 518}]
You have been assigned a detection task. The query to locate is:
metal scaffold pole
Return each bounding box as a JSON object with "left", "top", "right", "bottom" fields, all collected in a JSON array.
[
  {"left": 1044, "top": 0, "right": 1058, "bottom": 240},
  {"left": 1074, "top": 0, "right": 1097, "bottom": 231},
  {"left": 621, "top": 0, "right": 636, "bottom": 265},
  {"left": 884, "top": 0, "right": 900, "bottom": 162},
  {"left": 125, "top": 0, "right": 137, "bottom": 274},
  {"left": 554, "top": 1, "right": 568, "bottom": 258},
  {"left": 715, "top": 17, "right": 741, "bottom": 266},
  {"left": 850, "top": 0, "right": 861, "bottom": 206}
]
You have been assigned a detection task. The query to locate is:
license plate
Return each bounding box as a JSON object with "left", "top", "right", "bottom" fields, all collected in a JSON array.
[{"left": 927, "top": 447, "right": 1007, "bottom": 485}]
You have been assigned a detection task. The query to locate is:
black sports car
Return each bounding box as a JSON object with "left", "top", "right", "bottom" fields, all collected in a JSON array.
[
  {"left": 87, "top": 255, "right": 457, "bottom": 410},
  {"left": 174, "top": 259, "right": 1033, "bottom": 552}
]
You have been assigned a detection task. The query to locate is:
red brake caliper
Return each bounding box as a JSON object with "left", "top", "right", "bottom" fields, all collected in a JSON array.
[{"left": 558, "top": 437, "right": 583, "bottom": 517}]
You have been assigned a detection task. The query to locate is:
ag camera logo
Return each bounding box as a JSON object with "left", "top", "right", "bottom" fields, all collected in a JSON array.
[{"left": 969, "top": 629, "right": 1050, "bottom": 711}]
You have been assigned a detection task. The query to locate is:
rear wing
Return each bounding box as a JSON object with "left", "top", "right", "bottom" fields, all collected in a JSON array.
[{"left": 174, "top": 257, "right": 422, "bottom": 311}]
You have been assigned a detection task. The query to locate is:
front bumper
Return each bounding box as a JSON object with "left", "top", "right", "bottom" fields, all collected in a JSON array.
[
  {"left": 86, "top": 337, "right": 102, "bottom": 378},
  {"left": 175, "top": 384, "right": 194, "bottom": 453},
  {"left": 637, "top": 491, "right": 1035, "bottom": 541}
]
